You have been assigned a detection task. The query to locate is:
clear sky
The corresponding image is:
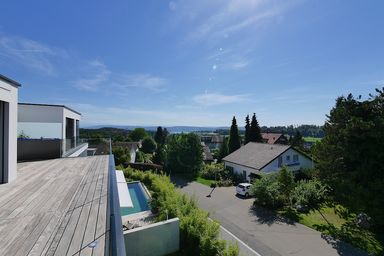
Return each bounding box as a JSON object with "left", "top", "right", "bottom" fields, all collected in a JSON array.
[{"left": 1, "top": 0, "right": 383, "bottom": 127}]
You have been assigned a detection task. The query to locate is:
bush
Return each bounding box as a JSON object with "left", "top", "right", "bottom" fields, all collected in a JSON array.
[
  {"left": 123, "top": 167, "right": 238, "bottom": 256},
  {"left": 250, "top": 174, "right": 284, "bottom": 209},
  {"left": 292, "top": 179, "right": 328, "bottom": 211}
]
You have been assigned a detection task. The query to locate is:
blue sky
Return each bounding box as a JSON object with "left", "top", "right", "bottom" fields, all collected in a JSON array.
[{"left": 1, "top": 0, "right": 383, "bottom": 127}]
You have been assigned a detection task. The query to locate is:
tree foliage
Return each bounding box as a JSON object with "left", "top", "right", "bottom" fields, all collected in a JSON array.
[
  {"left": 166, "top": 133, "right": 203, "bottom": 176},
  {"left": 141, "top": 137, "right": 157, "bottom": 154},
  {"left": 217, "top": 137, "right": 229, "bottom": 162},
  {"left": 291, "top": 179, "right": 328, "bottom": 210},
  {"left": 129, "top": 128, "right": 148, "bottom": 141},
  {"left": 290, "top": 130, "right": 305, "bottom": 149},
  {"left": 314, "top": 88, "right": 384, "bottom": 228},
  {"left": 153, "top": 145, "right": 166, "bottom": 166},
  {"left": 112, "top": 146, "right": 131, "bottom": 165},
  {"left": 244, "top": 115, "right": 251, "bottom": 144},
  {"left": 228, "top": 117, "right": 240, "bottom": 154},
  {"left": 154, "top": 126, "right": 168, "bottom": 145},
  {"left": 249, "top": 113, "right": 262, "bottom": 142}
]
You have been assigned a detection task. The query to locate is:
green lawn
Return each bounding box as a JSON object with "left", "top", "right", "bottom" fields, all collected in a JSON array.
[
  {"left": 195, "top": 176, "right": 216, "bottom": 186},
  {"left": 278, "top": 205, "right": 383, "bottom": 255},
  {"left": 303, "top": 136, "right": 322, "bottom": 143}
]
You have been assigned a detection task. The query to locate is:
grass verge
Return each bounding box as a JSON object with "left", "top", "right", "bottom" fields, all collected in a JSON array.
[
  {"left": 195, "top": 176, "right": 216, "bottom": 187},
  {"left": 277, "top": 205, "right": 383, "bottom": 255}
]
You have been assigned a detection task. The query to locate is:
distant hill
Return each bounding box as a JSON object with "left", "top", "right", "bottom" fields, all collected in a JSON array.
[
  {"left": 83, "top": 125, "right": 229, "bottom": 133},
  {"left": 82, "top": 124, "right": 324, "bottom": 138}
]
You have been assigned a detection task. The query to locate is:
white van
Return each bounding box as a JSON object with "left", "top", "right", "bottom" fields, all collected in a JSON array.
[{"left": 236, "top": 183, "right": 252, "bottom": 197}]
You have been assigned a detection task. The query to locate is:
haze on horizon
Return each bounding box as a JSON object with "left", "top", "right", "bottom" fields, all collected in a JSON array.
[{"left": 1, "top": 0, "right": 383, "bottom": 127}]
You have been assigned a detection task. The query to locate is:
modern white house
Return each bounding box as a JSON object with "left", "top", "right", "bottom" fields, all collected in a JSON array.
[
  {"left": 0, "top": 74, "right": 20, "bottom": 183},
  {"left": 223, "top": 142, "right": 313, "bottom": 182},
  {"left": 18, "top": 103, "right": 88, "bottom": 161}
]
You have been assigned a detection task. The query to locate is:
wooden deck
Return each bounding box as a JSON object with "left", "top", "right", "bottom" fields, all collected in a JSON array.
[{"left": 0, "top": 155, "right": 110, "bottom": 256}]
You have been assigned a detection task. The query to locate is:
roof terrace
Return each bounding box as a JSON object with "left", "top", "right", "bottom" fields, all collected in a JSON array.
[{"left": 0, "top": 155, "right": 123, "bottom": 255}]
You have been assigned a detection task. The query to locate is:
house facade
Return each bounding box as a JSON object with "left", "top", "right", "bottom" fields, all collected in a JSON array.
[
  {"left": 223, "top": 142, "right": 313, "bottom": 182},
  {"left": 18, "top": 103, "right": 88, "bottom": 161},
  {"left": 0, "top": 75, "right": 20, "bottom": 183}
]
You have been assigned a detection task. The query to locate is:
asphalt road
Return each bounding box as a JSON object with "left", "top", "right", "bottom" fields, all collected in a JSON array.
[{"left": 174, "top": 178, "right": 367, "bottom": 256}]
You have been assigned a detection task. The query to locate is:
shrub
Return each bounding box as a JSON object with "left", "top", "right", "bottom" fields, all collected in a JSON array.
[
  {"left": 277, "top": 166, "right": 295, "bottom": 205},
  {"left": 292, "top": 179, "right": 328, "bottom": 211},
  {"left": 250, "top": 174, "right": 284, "bottom": 209}
]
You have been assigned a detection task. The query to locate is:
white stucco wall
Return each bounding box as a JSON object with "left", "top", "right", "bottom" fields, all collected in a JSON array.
[
  {"left": 224, "top": 161, "right": 259, "bottom": 182},
  {"left": 261, "top": 148, "right": 313, "bottom": 173},
  {"left": 0, "top": 79, "right": 18, "bottom": 183},
  {"left": 224, "top": 148, "right": 314, "bottom": 180}
]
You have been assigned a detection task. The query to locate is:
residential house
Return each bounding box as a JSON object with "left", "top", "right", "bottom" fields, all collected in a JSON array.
[
  {"left": 201, "top": 142, "right": 214, "bottom": 164},
  {"left": 17, "top": 103, "right": 88, "bottom": 161},
  {"left": 0, "top": 74, "right": 20, "bottom": 183},
  {"left": 200, "top": 133, "right": 224, "bottom": 150},
  {"left": 223, "top": 142, "right": 313, "bottom": 182},
  {"left": 261, "top": 132, "right": 288, "bottom": 145}
]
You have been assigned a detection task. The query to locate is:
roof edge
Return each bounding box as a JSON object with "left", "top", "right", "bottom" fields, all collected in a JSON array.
[
  {"left": 18, "top": 103, "right": 82, "bottom": 116},
  {"left": 0, "top": 74, "right": 21, "bottom": 87}
]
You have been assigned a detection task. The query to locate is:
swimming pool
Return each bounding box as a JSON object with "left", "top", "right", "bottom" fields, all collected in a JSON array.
[{"left": 121, "top": 181, "right": 151, "bottom": 216}]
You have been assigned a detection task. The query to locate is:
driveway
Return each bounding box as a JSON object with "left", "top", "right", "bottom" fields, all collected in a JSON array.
[{"left": 174, "top": 178, "right": 366, "bottom": 256}]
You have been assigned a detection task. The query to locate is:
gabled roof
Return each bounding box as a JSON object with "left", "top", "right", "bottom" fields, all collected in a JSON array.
[
  {"left": 261, "top": 133, "right": 283, "bottom": 144},
  {"left": 223, "top": 142, "right": 291, "bottom": 170}
]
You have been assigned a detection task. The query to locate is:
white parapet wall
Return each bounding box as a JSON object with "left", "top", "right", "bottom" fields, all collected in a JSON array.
[{"left": 124, "top": 218, "right": 180, "bottom": 256}]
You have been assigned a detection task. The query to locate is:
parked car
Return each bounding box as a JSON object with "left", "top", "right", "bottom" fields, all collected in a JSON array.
[{"left": 236, "top": 183, "right": 252, "bottom": 197}]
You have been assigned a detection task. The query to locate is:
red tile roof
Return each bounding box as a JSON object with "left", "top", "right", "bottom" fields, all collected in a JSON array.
[{"left": 261, "top": 133, "right": 283, "bottom": 144}]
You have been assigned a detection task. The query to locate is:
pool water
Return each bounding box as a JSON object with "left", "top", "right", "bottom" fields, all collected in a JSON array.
[{"left": 121, "top": 182, "right": 150, "bottom": 216}]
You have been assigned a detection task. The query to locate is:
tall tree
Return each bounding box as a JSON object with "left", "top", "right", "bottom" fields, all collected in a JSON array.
[
  {"left": 228, "top": 116, "right": 241, "bottom": 153},
  {"left": 290, "top": 130, "right": 304, "bottom": 149},
  {"left": 166, "top": 133, "right": 203, "bottom": 176},
  {"left": 244, "top": 115, "right": 251, "bottom": 144},
  {"left": 129, "top": 128, "right": 148, "bottom": 141},
  {"left": 153, "top": 145, "right": 166, "bottom": 166},
  {"left": 314, "top": 88, "right": 384, "bottom": 229},
  {"left": 141, "top": 137, "right": 157, "bottom": 154},
  {"left": 249, "top": 113, "right": 262, "bottom": 142},
  {"left": 154, "top": 126, "right": 164, "bottom": 145},
  {"left": 217, "top": 137, "right": 229, "bottom": 162}
]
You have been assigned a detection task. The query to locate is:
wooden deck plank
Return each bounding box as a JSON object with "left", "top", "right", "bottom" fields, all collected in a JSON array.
[{"left": 0, "top": 155, "right": 111, "bottom": 256}]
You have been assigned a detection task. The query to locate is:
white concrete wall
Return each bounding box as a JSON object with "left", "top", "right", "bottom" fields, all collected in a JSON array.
[
  {"left": 0, "top": 80, "right": 18, "bottom": 183},
  {"left": 224, "top": 161, "right": 258, "bottom": 182},
  {"left": 124, "top": 218, "right": 180, "bottom": 256},
  {"left": 18, "top": 104, "right": 63, "bottom": 123}
]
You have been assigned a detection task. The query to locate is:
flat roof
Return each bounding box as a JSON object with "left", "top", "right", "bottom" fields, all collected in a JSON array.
[
  {"left": 0, "top": 156, "right": 109, "bottom": 255},
  {"left": 19, "top": 102, "right": 82, "bottom": 116},
  {"left": 0, "top": 74, "right": 21, "bottom": 87}
]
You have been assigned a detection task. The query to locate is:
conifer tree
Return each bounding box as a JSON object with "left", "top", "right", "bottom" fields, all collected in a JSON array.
[
  {"left": 217, "top": 137, "right": 229, "bottom": 162},
  {"left": 228, "top": 116, "right": 241, "bottom": 153},
  {"left": 250, "top": 113, "right": 262, "bottom": 142},
  {"left": 244, "top": 114, "right": 251, "bottom": 144}
]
